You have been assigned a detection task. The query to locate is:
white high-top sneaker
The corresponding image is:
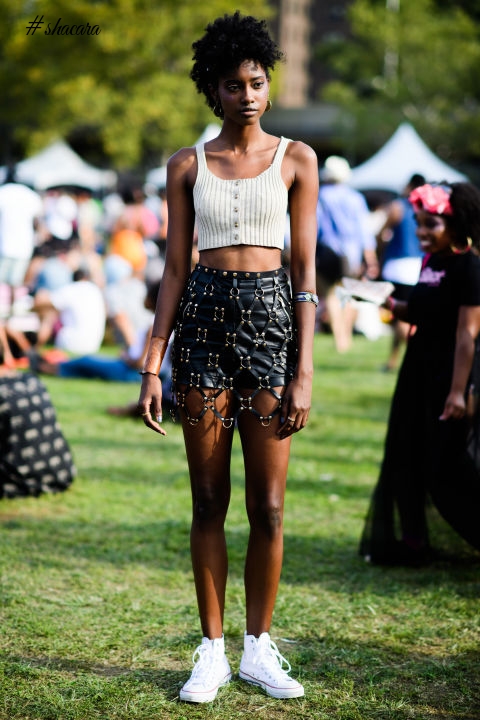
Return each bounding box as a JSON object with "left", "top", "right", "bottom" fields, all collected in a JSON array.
[
  {"left": 239, "top": 632, "right": 304, "bottom": 699},
  {"left": 179, "top": 636, "right": 232, "bottom": 703}
]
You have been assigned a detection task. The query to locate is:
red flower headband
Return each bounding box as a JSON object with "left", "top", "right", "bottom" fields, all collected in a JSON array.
[{"left": 408, "top": 184, "right": 453, "bottom": 216}]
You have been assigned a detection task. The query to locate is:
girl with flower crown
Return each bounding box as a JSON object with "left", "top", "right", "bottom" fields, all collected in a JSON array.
[{"left": 360, "top": 182, "right": 480, "bottom": 565}]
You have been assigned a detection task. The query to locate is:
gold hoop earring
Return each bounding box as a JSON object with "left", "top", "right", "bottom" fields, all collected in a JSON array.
[
  {"left": 265, "top": 99, "right": 272, "bottom": 112},
  {"left": 451, "top": 236, "right": 473, "bottom": 254},
  {"left": 213, "top": 102, "right": 224, "bottom": 118}
]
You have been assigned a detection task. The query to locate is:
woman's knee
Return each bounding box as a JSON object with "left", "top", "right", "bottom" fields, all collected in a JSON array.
[
  {"left": 247, "top": 496, "right": 284, "bottom": 537},
  {"left": 192, "top": 484, "right": 230, "bottom": 528}
]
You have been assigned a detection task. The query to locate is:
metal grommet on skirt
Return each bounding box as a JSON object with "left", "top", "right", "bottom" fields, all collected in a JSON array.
[{"left": 171, "top": 264, "right": 297, "bottom": 427}]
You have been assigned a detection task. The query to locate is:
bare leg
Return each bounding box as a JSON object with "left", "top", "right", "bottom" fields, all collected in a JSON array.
[
  {"left": 385, "top": 319, "right": 410, "bottom": 371},
  {"left": 325, "top": 287, "right": 356, "bottom": 353},
  {"left": 5, "top": 327, "right": 32, "bottom": 355},
  {"left": 237, "top": 388, "right": 291, "bottom": 636},
  {"left": 180, "top": 387, "right": 235, "bottom": 639},
  {"left": 35, "top": 308, "right": 59, "bottom": 347},
  {"left": 0, "top": 324, "right": 15, "bottom": 366},
  {"left": 32, "top": 289, "right": 60, "bottom": 347}
]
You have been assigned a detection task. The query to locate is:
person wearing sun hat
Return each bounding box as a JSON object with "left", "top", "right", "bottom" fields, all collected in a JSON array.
[{"left": 316, "top": 155, "right": 379, "bottom": 352}]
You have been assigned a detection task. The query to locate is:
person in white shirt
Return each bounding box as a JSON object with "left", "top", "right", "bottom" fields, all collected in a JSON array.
[
  {"left": 33, "top": 268, "right": 106, "bottom": 354},
  {"left": 0, "top": 168, "right": 44, "bottom": 315}
]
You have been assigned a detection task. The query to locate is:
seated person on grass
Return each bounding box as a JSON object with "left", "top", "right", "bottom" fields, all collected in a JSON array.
[
  {"left": 31, "top": 281, "right": 168, "bottom": 384},
  {"left": 33, "top": 267, "right": 106, "bottom": 356}
]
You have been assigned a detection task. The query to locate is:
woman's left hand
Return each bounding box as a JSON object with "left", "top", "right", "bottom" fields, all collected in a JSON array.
[
  {"left": 439, "top": 390, "right": 466, "bottom": 421},
  {"left": 277, "top": 377, "right": 311, "bottom": 438},
  {"left": 138, "top": 374, "right": 167, "bottom": 436}
]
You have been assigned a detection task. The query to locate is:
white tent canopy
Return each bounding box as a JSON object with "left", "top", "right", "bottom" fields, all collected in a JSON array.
[
  {"left": 146, "top": 123, "right": 222, "bottom": 188},
  {"left": 1, "top": 140, "right": 117, "bottom": 192},
  {"left": 349, "top": 123, "right": 468, "bottom": 194},
  {"left": 145, "top": 164, "right": 167, "bottom": 189}
]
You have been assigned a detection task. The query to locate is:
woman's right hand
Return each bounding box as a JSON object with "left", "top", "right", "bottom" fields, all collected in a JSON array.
[
  {"left": 138, "top": 375, "right": 167, "bottom": 436},
  {"left": 382, "top": 296, "right": 396, "bottom": 312},
  {"left": 440, "top": 389, "right": 466, "bottom": 422}
]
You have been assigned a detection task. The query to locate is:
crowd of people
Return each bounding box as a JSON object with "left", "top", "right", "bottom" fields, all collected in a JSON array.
[
  {"left": 0, "top": 169, "right": 172, "bottom": 371},
  {"left": 0, "top": 150, "right": 428, "bottom": 374},
  {"left": 1, "top": 9, "right": 480, "bottom": 706},
  {"left": 0, "top": 171, "right": 175, "bottom": 494}
]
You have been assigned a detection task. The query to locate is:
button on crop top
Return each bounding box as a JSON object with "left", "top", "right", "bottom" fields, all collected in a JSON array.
[{"left": 193, "top": 136, "right": 291, "bottom": 252}]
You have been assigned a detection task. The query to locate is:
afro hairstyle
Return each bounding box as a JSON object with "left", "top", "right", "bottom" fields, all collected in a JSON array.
[{"left": 190, "top": 11, "right": 283, "bottom": 112}]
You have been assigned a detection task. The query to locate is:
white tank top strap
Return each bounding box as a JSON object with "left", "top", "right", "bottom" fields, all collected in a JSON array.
[
  {"left": 271, "top": 136, "right": 291, "bottom": 168},
  {"left": 195, "top": 143, "right": 207, "bottom": 175}
]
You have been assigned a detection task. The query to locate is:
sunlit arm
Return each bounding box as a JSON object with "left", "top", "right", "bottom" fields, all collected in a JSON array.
[
  {"left": 440, "top": 305, "right": 480, "bottom": 420},
  {"left": 138, "top": 148, "right": 196, "bottom": 433},
  {"left": 278, "top": 141, "right": 318, "bottom": 430},
  {"left": 149, "top": 148, "right": 196, "bottom": 343}
]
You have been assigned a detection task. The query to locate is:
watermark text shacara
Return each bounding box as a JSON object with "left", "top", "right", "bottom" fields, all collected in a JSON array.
[{"left": 26, "top": 16, "right": 101, "bottom": 36}]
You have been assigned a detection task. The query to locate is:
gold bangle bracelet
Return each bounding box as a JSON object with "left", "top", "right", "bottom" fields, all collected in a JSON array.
[{"left": 141, "top": 336, "right": 169, "bottom": 376}]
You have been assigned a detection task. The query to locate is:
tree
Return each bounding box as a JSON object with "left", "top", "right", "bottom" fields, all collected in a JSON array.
[
  {"left": 0, "top": 0, "right": 272, "bottom": 169},
  {"left": 315, "top": 0, "right": 480, "bottom": 170}
]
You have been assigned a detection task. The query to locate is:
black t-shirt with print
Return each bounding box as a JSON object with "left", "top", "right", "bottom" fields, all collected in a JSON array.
[{"left": 407, "top": 251, "right": 480, "bottom": 350}]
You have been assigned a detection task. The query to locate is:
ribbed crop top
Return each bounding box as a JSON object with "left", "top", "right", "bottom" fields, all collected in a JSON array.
[{"left": 193, "top": 136, "right": 291, "bottom": 252}]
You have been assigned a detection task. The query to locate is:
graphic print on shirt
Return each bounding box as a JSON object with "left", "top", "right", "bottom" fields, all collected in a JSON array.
[{"left": 418, "top": 267, "right": 446, "bottom": 287}]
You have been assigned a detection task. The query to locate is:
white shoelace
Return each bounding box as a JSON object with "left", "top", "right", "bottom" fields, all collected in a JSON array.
[
  {"left": 189, "top": 643, "right": 221, "bottom": 682},
  {"left": 254, "top": 638, "right": 292, "bottom": 677}
]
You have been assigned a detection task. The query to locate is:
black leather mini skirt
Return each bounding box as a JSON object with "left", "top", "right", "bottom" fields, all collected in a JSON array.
[{"left": 171, "top": 264, "right": 297, "bottom": 425}]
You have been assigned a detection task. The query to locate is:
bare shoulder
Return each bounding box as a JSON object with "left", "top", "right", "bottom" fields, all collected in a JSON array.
[
  {"left": 167, "top": 146, "right": 197, "bottom": 172},
  {"left": 166, "top": 146, "right": 198, "bottom": 187},
  {"left": 283, "top": 140, "right": 318, "bottom": 188},
  {"left": 286, "top": 139, "right": 317, "bottom": 165}
]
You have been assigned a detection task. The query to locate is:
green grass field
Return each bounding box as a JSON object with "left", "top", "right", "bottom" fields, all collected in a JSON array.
[{"left": 1, "top": 334, "right": 479, "bottom": 719}]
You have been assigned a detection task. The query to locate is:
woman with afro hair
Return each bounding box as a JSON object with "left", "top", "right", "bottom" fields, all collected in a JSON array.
[{"left": 138, "top": 12, "right": 318, "bottom": 703}]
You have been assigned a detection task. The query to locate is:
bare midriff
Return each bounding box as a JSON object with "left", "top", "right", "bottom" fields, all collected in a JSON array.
[{"left": 199, "top": 245, "right": 283, "bottom": 272}]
